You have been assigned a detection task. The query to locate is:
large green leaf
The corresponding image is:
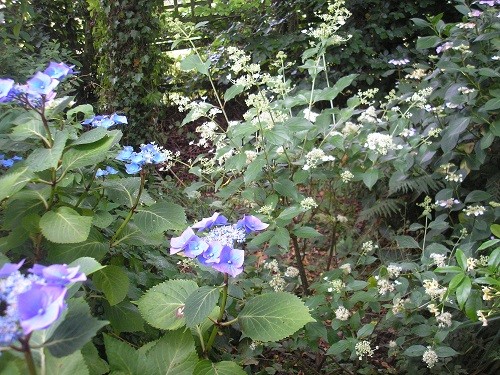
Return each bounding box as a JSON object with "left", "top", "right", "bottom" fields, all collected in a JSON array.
[
  {"left": 104, "top": 334, "right": 149, "bottom": 375},
  {"left": 9, "top": 112, "right": 46, "bottom": 141},
  {"left": 146, "top": 329, "right": 199, "bottom": 375},
  {"left": 193, "top": 360, "right": 246, "bottom": 375},
  {"left": 47, "top": 228, "right": 108, "bottom": 263},
  {"left": 180, "top": 54, "right": 211, "bottom": 75},
  {"left": 0, "top": 165, "right": 34, "bottom": 201},
  {"left": 244, "top": 157, "right": 266, "bottom": 185},
  {"left": 45, "top": 350, "right": 89, "bottom": 375},
  {"left": 93, "top": 265, "right": 130, "bottom": 306},
  {"left": 61, "top": 130, "right": 121, "bottom": 171},
  {"left": 81, "top": 343, "right": 110, "bottom": 375},
  {"left": 44, "top": 298, "right": 108, "bottom": 358},
  {"left": 184, "top": 286, "right": 220, "bottom": 328},
  {"left": 113, "top": 222, "right": 165, "bottom": 246},
  {"left": 70, "top": 127, "right": 108, "bottom": 146},
  {"left": 25, "top": 130, "right": 68, "bottom": 172},
  {"left": 134, "top": 201, "right": 187, "bottom": 233},
  {"left": 103, "top": 301, "right": 145, "bottom": 333},
  {"left": 101, "top": 177, "right": 140, "bottom": 207},
  {"left": 312, "top": 74, "right": 357, "bottom": 102},
  {"left": 238, "top": 292, "right": 315, "bottom": 342},
  {"left": 39, "top": 206, "right": 93, "bottom": 244},
  {"left": 138, "top": 279, "right": 198, "bottom": 330}
]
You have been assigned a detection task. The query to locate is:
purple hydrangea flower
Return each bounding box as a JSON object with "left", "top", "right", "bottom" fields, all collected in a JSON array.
[
  {"left": 17, "top": 284, "right": 66, "bottom": 334},
  {"left": 210, "top": 247, "right": 244, "bottom": 277},
  {"left": 197, "top": 242, "right": 223, "bottom": 266},
  {"left": 192, "top": 212, "right": 228, "bottom": 232},
  {"left": 44, "top": 62, "right": 75, "bottom": 80},
  {"left": 29, "top": 264, "right": 86, "bottom": 286},
  {"left": 171, "top": 227, "right": 197, "bottom": 254},
  {"left": 170, "top": 227, "right": 209, "bottom": 258},
  {"left": 0, "top": 259, "right": 25, "bottom": 278},
  {"left": 236, "top": 215, "right": 269, "bottom": 233}
]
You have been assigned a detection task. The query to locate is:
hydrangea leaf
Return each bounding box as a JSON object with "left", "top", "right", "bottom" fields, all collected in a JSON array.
[
  {"left": 133, "top": 201, "right": 187, "bottom": 233},
  {"left": 10, "top": 112, "right": 46, "bottom": 141},
  {"left": 137, "top": 279, "right": 198, "bottom": 330},
  {"left": 26, "top": 130, "right": 68, "bottom": 172},
  {"left": 193, "top": 360, "right": 246, "bottom": 375},
  {"left": 146, "top": 329, "right": 199, "bottom": 375},
  {"left": 93, "top": 265, "right": 129, "bottom": 306},
  {"left": 39, "top": 207, "right": 92, "bottom": 244},
  {"left": 70, "top": 127, "right": 108, "bottom": 146},
  {"left": 47, "top": 228, "right": 108, "bottom": 263},
  {"left": 44, "top": 298, "right": 108, "bottom": 358},
  {"left": 104, "top": 334, "right": 149, "bottom": 375},
  {"left": 184, "top": 286, "right": 220, "bottom": 328},
  {"left": 238, "top": 292, "right": 315, "bottom": 342},
  {"left": 0, "top": 165, "right": 34, "bottom": 201},
  {"left": 45, "top": 350, "right": 89, "bottom": 375}
]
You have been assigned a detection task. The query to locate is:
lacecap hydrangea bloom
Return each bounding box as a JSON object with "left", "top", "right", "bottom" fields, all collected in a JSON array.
[
  {"left": 170, "top": 213, "right": 269, "bottom": 277},
  {"left": 0, "top": 260, "right": 86, "bottom": 347},
  {"left": 116, "top": 142, "right": 167, "bottom": 174},
  {"left": 82, "top": 113, "right": 128, "bottom": 129},
  {"left": 0, "top": 62, "right": 74, "bottom": 106}
]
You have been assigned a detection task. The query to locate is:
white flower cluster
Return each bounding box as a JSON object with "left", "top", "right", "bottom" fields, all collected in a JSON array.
[
  {"left": 405, "top": 68, "right": 428, "bottom": 80},
  {"left": 300, "top": 197, "right": 318, "bottom": 210},
  {"left": 457, "top": 86, "right": 475, "bottom": 94},
  {"left": 387, "top": 265, "right": 402, "bottom": 279},
  {"left": 335, "top": 214, "right": 348, "bottom": 223},
  {"left": 284, "top": 266, "right": 299, "bottom": 278},
  {"left": 464, "top": 205, "right": 486, "bottom": 216},
  {"left": 445, "top": 171, "right": 464, "bottom": 183},
  {"left": 482, "top": 286, "right": 494, "bottom": 301},
  {"left": 404, "top": 87, "right": 433, "bottom": 108},
  {"left": 303, "top": 108, "right": 320, "bottom": 123},
  {"left": 340, "top": 170, "right": 354, "bottom": 183},
  {"left": 355, "top": 340, "right": 377, "bottom": 360},
  {"left": 392, "top": 298, "right": 406, "bottom": 314},
  {"left": 303, "top": 148, "right": 335, "bottom": 170},
  {"left": 335, "top": 306, "right": 351, "bottom": 321},
  {"left": 389, "top": 58, "right": 410, "bottom": 66},
  {"left": 477, "top": 310, "right": 488, "bottom": 326},
  {"left": 456, "top": 22, "right": 475, "bottom": 29},
  {"left": 226, "top": 46, "right": 252, "bottom": 74},
  {"left": 257, "top": 205, "right": 273, "bottom": 216},
  {"left": 326, "top": 279, "right": 345, "bottom": 293},
  {"left": 304, "top": 0, "right": 352, "bottom": 45},
  {"left": 399, "top": 128, "right": 416, "bottom": 138},
  {"left": 264, "top": 259, "right": 280, "bottom": 273},
  {"left": 364, "top": 133, "right": 402, "bottom": 155},
  {"left": 358, "top": 106, "right": 379, "bottom": 123},
  {"left": 269, "top": 274, "right": 286, "bottom": 292},
  {"left": 195, "top": 121, "right": 218, "bottom": 147},
  {"left": 339, "top": 263, "right": 352, "bottom": 274},
  {"left": 377, "top": 278, "right": 395, "bottom": 295},
  {"left": 422, "top": 347, "right": 439, "bottom": 368},
  {"left": 245, "top": 150, "right": 257, "bottom": 164},
  {"left": 430, "top": 253, "right": 447, "bottom": 268},
  {"left": 362, "top": 240, "right": 378, "bottom": 254},
  {"left": 342, "top": 121, "right": 361, "bottom": 136},
  {"left": 423, "top": 279, "right": 446, "bottom": 300},
  {"left": 436, "top": 311, "right": 453, "bottom": 328}
]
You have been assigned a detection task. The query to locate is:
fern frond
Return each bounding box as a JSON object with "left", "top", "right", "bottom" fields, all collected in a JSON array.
[
  {"left": 388, "top": 172, "right": 442, "bottom": 196},
  {"left": 358, "top": 198, "right": 403, "bottom": 221}
]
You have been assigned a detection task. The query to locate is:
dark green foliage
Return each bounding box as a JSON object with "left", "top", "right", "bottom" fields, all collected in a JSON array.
[{"left": 88, "top": 0, "right": 167, "bottom": 144}]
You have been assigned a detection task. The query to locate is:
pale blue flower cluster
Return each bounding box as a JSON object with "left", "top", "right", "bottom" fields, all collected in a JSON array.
[
  {"left": 95, "top": 166, "right": 119, "bottom": 178},
  {"left": 0, "top": 260, "right": 86, "bottom": 347},
  {"left": 116, "top": 143, "right": 167, "bottom": 174},
  {"left": 81, "top": 113, "right": 128, "bottom": 129},
  {"left": 0, "top": 154, "right": 22, "bottom": 168},
  {"left": 170, "top": 213, "right": 269, "bottom": 277}
]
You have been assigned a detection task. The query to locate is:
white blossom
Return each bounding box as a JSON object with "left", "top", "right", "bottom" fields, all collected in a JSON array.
[
  {"left": 335, "top": 306, "right": 351, "bottom": 321},
  {"left": 422, "top": 347, "right": 439, "bottom": 368},
  {"left": 364, "top": 133, "right": 402, "bottom": 155},
  {"left": 355, "top": 340, "right": 377, "bottom": 360}
]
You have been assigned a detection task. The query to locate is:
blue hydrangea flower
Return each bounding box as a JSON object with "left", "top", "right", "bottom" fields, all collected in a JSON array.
[
  {"left": 198, "top": 242, "right": 223, "bottom": 266},
  {"left": 0, "top": 154, "right": 23, "bottom": 168},
  {"left": 0, "top": 259, "right": 25, "bottom": 277},
  {"left": 26, "top": 72, "right": 59, "bottom": 96},
  {"left": 29, "top": 264, "right": 86, "bottom": 286},
  {"left": 82, "top": 113, "right": 128, "bottom": 129},
  {"left": 0, "top": 78, "right": 14, "bottom": 103},
  {"left": 43, "top": 62, "right": 75, "bottom": 80},
  {"left": 116, "top": 143, "right": 166, "bottom": 174},
  {"left": 96, "top": 165, "right": 119, "bottom": 178}
]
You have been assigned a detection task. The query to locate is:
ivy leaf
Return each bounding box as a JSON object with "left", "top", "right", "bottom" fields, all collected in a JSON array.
[
  {"left": 137, "top": 279, "right": 198, "bottom": 330},
  {"left": 146, "top": 329, "right": 199, "bottom": 375},
  {"left": 134, "top": 201, "right": 187, "bottom": 233},
  {"left": 44, "top": 298, "right": 108, "bottom": 358},
  {"left": 238, "top": 292, "right": 315, "bottom": 342},
  {"left": 194, "top": 360, "right": 246, "bottom": 375},
  {"left": 93, "top": 265, "right": 130, "bottom": 306},
  {"left": 184, "top": 286, "right": 220, "bottom": 328},
  {"left": 40, "top": 207, "right": 92, "bottom": 244}
]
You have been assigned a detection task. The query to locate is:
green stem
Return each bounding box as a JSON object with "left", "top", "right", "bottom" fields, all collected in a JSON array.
[
  {"left": 20, "top": 336, "right": 37, "bottom": 375},
  {"left": 205, "top": 274, "right": 229, "bottom": 355},
  {"left": 110, "top": 170, "right": 146, "bottom": 247}
]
